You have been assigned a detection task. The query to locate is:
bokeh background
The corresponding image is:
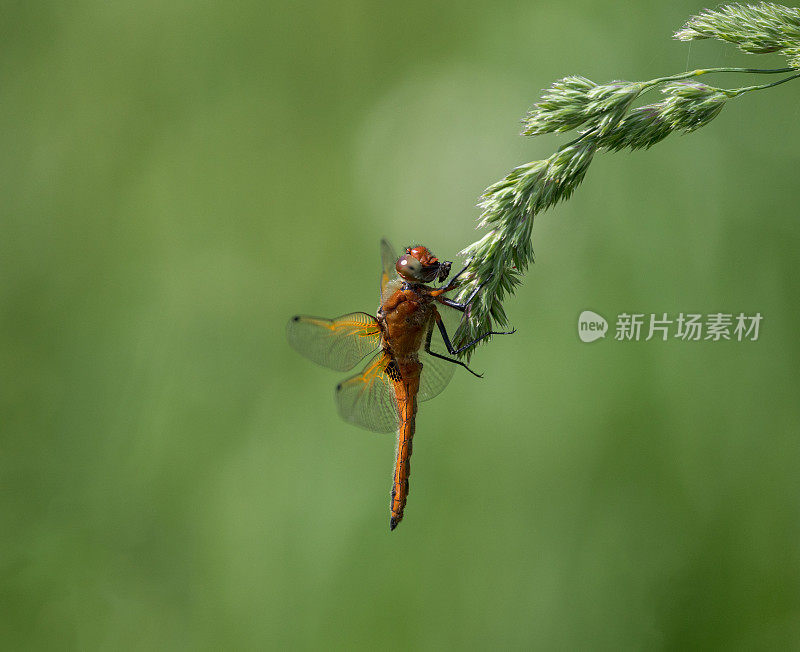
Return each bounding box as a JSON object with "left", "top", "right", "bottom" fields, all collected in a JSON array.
[{"left": 3, "top": 2, "right": 800, "bottom": 649}]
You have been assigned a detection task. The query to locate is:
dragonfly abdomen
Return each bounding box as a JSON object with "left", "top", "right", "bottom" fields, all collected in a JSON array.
[{"left": 389, "top": 360, "right": 421, "bottom": 531}]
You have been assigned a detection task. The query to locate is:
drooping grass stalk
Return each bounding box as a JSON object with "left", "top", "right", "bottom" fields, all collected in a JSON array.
[
  {"left": 674, "top": 2, "right": 800, "bottom": 65},
  {"left": 452, "top": 3, "right": 800, "bottom": 356}
]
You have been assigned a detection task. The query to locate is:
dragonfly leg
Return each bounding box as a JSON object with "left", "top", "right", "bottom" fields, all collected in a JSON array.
[
  {"left": 437, "top": 262, "right": 470, "bottom": 292},
  {"left": 423, "top": 321, "right": 483, "bottom": 378},
  {"left": 435, "top": 310, "right": 515, "bottom": 356},
  {"left": 435, "top": 273, "right": 492, "bottom": 311}
]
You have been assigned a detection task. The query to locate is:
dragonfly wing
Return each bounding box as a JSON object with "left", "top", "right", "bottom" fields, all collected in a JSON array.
[
  {"left": 335, "top": 351, "right": 400, "bottom": 433},
  {"left": 380, "top": 239, "right": 397, "bottom": 296},
  {"left": 418, "top": 303, "right": 465, "bottom": 402},
  {"left": 287, "top": 312, "right": 381, "bottom": 371},
  {"left": 418, "top": 350, "right": 457, "bottom": 402}
]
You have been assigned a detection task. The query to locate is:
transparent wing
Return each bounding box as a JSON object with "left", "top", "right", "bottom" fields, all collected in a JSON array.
[
  {"left": 418, "top": 349, "right": 457, "bottom": 402},
  {"left": 380, "top": 238, "right": 397, "bottom": 296},
  {"left": 287, "top": 312, "right": 381, "bottom": 371},
  {"left": 418, "top": 303, "right": 465, "bottom": 401},
  {"left": 335, "top": 351, "right": 400, "bottom": 433}
]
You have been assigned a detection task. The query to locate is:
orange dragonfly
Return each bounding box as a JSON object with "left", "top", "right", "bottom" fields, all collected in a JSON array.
[{"left": 287, "top": 240, "right": 513, "bottom": 530}]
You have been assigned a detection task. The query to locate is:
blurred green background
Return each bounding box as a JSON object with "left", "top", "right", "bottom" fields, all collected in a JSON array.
[{"left": 3, "top": 1, "right": 800, "bottom": 649}]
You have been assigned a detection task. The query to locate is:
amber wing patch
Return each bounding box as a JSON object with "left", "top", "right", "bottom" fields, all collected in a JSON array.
[
  {"left": 287, "top": 312, "right": 381, "bottom": 372},
  {"left": 335, "top": 352, "right": 400, "bottom": 433}
]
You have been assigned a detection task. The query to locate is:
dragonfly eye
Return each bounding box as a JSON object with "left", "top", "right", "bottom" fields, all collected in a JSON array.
[
  {"left": 396, "top": 255, "right": 424, "bottom": 280},
  {"left": 397, "top": 245, "right": 442, "bottom": 282}
]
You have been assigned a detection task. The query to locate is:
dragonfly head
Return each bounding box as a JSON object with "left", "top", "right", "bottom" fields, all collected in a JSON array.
[{"left": 397, "top": 245, "right": 452, "bottom": 284}]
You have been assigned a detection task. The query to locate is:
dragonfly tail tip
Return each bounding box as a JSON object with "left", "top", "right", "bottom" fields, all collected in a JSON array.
[{"left": 389, "top": 517, "right": 399, "bottom": 531}]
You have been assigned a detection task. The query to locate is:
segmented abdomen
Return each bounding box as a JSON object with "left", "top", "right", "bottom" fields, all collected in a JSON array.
[{"left": 389, "top": 360, "right": 420, "bottom": 531}]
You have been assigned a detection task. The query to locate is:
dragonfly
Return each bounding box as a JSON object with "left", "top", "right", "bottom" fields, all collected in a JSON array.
[{"left": 287, "top": 240, "right": 513, "bottom": 531}]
